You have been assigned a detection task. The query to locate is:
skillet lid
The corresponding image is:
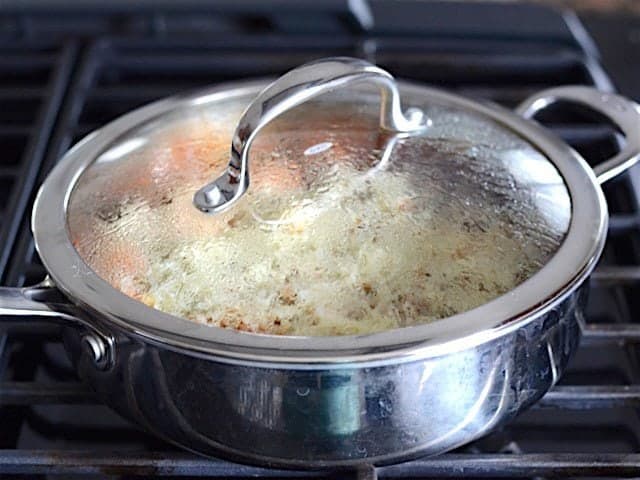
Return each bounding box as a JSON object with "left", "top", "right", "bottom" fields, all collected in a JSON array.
[{"left": 65, "top": 58, "right": 572, "bottom": 338}]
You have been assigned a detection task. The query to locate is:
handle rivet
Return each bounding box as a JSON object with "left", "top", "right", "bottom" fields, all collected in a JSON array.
[{"left": 81, "top": 334, "right": 110, "bottom": 370}]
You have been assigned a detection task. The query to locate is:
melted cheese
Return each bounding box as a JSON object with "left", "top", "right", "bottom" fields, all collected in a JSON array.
[{"left": 116, "top": 163, "right": 543, "bottom": 336}]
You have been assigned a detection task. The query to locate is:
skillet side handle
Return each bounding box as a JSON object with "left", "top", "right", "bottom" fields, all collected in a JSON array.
[
  {"left": 0, "top": 278, "right": 114, "bottom": 370},
  {"left": 516, "top": 86, "right": 640, "bottom": 185},
  {"left": 0, "top": 278, "right": 81, "bottom": 324}
]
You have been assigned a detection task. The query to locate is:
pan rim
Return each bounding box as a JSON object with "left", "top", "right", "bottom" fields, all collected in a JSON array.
[{"left": 32, "top": 79, "right": 607, "bottom": 366}]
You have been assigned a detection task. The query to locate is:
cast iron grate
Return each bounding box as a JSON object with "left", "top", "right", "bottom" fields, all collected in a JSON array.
[
  {"left": 1, "top": 3, "right": 640, "bottom": 479},
  {"left": 0, "top": 42, "right": 75, "bottom": 283}
]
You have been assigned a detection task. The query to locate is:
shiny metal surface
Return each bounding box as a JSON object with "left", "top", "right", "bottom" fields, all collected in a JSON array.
[
  {"left": 1, "top": 67, "right": 640, "bottom": 466},
  {"left": 59, "top": 284, "right": 584, "bottom": 467},
  {"left": 516, "top": 85, "right": 640, "bottom": 184},
  {"left": 193, "top": 57, "right": 428, "bottom": 214},
  {"left": 0, "top": 279, "right": 586, "bottom": 466}
]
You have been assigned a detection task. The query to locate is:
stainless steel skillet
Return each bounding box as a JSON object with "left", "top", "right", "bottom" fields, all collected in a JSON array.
[{"left": 1, "top": 57, "right": 639, "bottom": 468}]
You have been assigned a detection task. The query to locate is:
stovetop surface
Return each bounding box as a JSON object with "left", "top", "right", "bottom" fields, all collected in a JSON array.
[{"left": 1, "top": 1, "right": 640, "bottom": 478}]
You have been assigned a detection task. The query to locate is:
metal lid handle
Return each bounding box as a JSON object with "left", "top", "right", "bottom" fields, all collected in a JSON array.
[
  {"left": 193, "top": 57, "right": 429, "bottom": 214},
  {"left": 516, "top": 86, "right": 640, "bottom": 185}
]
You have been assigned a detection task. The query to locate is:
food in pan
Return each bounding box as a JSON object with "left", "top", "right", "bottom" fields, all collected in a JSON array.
[{"left": 69, "top": 102, "right": 564, "bottom": 336}]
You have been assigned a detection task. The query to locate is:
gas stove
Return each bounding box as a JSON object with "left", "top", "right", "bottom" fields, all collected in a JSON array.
[{"left": 1, "top": 1, "right": 640, "bottom": 478}]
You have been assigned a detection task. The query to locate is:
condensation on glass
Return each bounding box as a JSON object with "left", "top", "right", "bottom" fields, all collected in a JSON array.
[{"left": 67, "top": 89, "right": 571, "bottom": 336}]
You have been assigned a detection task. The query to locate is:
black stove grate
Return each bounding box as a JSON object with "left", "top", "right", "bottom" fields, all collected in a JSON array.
[
  {"left": 1, "top": 2, "right": 640, "bottom": 478},
  {"left": 0, "top": 42, "right": 75, "bottom": 283}
]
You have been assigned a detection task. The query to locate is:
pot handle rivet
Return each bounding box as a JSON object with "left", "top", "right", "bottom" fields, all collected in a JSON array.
[
  {"left": 81, "top": 333, "right": 112, "bottom": 370},
  {"left": 193, "top": 56, "right": 430, "bottom": 214}
]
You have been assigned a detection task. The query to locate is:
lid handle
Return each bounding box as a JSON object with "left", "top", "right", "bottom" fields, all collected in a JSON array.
[{"left": 193, "top": 57, "right": 429, "bottom": 214}]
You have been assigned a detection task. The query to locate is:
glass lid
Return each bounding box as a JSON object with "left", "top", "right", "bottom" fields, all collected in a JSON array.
[{"left": 67, "top": 59, "right": 571, "bottom": 337}]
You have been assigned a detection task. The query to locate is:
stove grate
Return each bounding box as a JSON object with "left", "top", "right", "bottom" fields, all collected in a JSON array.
[{"left": 1, "top": 3, "right": 640, "bottom": 479}]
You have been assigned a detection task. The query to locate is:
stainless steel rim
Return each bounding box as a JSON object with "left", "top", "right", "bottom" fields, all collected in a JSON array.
[{"left": 32, "top": 79, "right": 608, "bottom": 365}]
